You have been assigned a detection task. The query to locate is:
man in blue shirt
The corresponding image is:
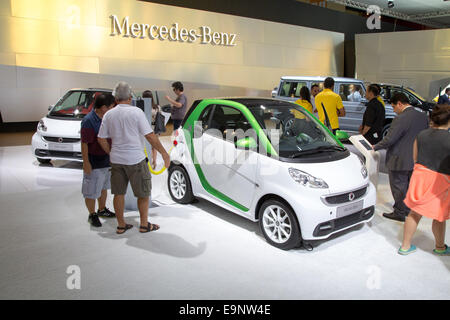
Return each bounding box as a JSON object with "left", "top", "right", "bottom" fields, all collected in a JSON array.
[
  {"left": 437, "top": 87, "right": 450, "bottom": 105},
  {"left": 80, "top": 93, "right": 116, "bottom": 227}
]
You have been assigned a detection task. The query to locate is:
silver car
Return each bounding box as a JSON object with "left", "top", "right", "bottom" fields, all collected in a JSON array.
[{"left": 273, "top": 76, "right": 396, "bottom": 137}]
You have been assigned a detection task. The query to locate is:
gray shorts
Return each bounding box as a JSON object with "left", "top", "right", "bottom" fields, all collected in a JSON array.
[
  {"left": 110, "top": 159, "right": 152, "bottom": 198},
  {"left": 82, "top": 167, "right": 111, "bottom": 199}
]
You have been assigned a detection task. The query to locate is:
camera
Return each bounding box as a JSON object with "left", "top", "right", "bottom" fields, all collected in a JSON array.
[{"left": 387, "top": 0, "right": 394, "bottom": 8}]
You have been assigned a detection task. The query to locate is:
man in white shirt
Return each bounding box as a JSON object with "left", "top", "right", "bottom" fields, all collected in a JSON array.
[
  {"left": 310, "top": 84, "right": 320, "bottom": 113},
  {"left": 98, "top": 82, "right": 170, "bottom": 234},
  {"left": 347, "top": 84, "right": 362, "bottom": 102}
]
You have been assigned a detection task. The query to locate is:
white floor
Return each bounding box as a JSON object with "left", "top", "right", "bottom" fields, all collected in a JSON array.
[{"left": 0, "top": 138, "right": 448, "bottom": 300}]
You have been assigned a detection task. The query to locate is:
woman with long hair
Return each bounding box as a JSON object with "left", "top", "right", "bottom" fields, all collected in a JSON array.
[{"left": 295, "top": 86, "right": 313, "bottom": 114}]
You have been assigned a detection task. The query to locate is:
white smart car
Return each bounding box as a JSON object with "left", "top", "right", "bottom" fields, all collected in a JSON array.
[
  {"left": 32, "top": 88, "right": 112, "bottom": 164},
  {"left": 168, "top": 98, "right": 376, "bottom": 250}
]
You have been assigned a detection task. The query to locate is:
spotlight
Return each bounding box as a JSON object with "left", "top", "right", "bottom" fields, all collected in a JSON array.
[{"left": 387, "top": 0, "right": 394, "bottom": 8}]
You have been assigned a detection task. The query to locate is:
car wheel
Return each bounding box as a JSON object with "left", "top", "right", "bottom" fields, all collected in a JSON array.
[
  {"left": 259, "top": 199, "right": 302, "bottom": 250},
  {"left": 37, "top": 157, "right": 51, "bottom": 164},
  {"left": 168, "top": 165, "right": 195, "bottom": 204},
  {"left": 381, "top": 122, "right": 391, "bottom": 138}
]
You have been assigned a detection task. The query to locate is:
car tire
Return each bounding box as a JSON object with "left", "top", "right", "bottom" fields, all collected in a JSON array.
[
  {"left": 258, "top": 199, "right": 302, "bottom": 250},
  {"left": 37, "top": 157, "right": 51, "bottom": 164},
  {"left": 168, "top": 165, "right": 195, "bottom": 204}
]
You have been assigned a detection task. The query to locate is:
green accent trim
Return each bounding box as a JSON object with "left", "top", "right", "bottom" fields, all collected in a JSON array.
[
  {"left": 335, "top": 130, "right": 349, "bottom": 141},
  {"left": 183, "top": 99, "right": 257, "bottom": 212},
  {"left": 236, "top": 137, "right": 257, "bottom": 149}
]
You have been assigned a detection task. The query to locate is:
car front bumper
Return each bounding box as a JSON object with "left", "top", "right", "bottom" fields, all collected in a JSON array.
[{"left": 32, "top": 132, "right": 82, "bottom": 162}]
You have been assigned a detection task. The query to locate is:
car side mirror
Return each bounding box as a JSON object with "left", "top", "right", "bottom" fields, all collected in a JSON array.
[
  {"left": 48, "top": 105, "right": 54, "bottom": 111},
  {"left": 235, "top": 137, "right": 257, "bottom": 150},
  {"left": 335, "top": 130, "right": 349, "bottom": 142}
]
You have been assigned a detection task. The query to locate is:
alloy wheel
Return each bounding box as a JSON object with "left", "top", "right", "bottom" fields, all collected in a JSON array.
[
  {"left": 262, "top": 205, "right": 292, "bottom": 244},
  {"left": 170, "top": 170, "right": 187, "bottom": 200}
]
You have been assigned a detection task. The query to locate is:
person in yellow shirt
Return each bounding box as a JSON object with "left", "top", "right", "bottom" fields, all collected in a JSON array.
[
  {"left": 314, "top": 77, "right": 346, "bottom": 134},
  {"left": 294, "top": 86, "right": 314, "bottom": 114}
]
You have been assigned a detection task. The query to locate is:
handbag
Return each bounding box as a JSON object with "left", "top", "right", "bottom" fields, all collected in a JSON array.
[{"left": 154, "top": 111, "right": 166, "bottom": 134}]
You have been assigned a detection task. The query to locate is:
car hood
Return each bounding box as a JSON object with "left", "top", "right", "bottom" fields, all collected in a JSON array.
[
  {"left": 40, "top": 117, "right": 81, "bottom": 138},
  {"left": 286, "top": 152, "right": 368, "bottom": 194}
]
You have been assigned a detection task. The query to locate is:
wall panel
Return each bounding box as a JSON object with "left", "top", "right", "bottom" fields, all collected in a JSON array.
[
  {"left": 0, "top": 0, "right": 344, "bottom": 122},
  {"left": 356, "top": 29, "right": 450, "bottom": 99}
]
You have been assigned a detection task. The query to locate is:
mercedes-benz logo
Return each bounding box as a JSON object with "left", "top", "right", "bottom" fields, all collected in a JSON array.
[
  {"left": 349, "top": 192, "right": 355, "bottom": 201},
  {"left": 58, "top": 137, "right": 63, "bottom": 143}
]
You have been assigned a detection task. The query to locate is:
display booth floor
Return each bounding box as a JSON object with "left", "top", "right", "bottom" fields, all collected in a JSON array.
[{"left": 0, "top": 138, "right": 448, "bottom": 299}]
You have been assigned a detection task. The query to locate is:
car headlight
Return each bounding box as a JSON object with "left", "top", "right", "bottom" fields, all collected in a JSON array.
[
  {"left": 358, "top": 156, "right": 368, "bottom": 179},
  {"left": 37, "top": 120, "right": 47, "bottom": 132},
  {"left": 289, "top": 168, "right": 328, "bottom": 189}
]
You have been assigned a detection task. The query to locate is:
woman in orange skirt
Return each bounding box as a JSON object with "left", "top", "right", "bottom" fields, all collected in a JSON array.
[{"left": 399, "top": 104, "right": 450, "bottom": 255}]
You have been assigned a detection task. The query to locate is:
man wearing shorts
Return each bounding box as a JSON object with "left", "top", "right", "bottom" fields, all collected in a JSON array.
[
  {"left": 98, "top": 82, "right": 171, "bottom": 234},
  {"left": 81, "top": 93, "right": 116, "bottom": 227}
]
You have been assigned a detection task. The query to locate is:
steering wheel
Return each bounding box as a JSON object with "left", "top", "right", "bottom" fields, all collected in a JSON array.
[{"left": 295, "top": 133, "right": 313, "bottom": 145}]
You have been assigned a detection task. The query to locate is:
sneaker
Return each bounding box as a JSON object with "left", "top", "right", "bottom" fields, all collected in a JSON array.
[
  {"left": 383, "top": 212, "right": 406, "bottom": 222},
  {"left": 433, "top": 244, "right": 450, "bottom": 256},
  {"left": 97, "top": 207, "right": 116, "bottom": 218},
  {"left": 398, "top": 245, "right": 416, "bottom": 255},
  {"left": 88, "top": 213, "right": 102, "bottom": 227}
]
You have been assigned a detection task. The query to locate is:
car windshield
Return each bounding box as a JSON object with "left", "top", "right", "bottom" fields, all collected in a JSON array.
[
  {"left": 406, "top": 88, "right": 425, "bottom": 102},
  {"left": 49, "top": 90, "right": 107, "bottom": 119},
  {"left": 246, "top": 101, "right": 344, "bottom": 159}
]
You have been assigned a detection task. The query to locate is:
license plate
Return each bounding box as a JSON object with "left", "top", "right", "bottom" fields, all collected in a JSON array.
[
  {"left": 48, "top": 142, "right": 73, "bottom": 152},
  {"left": 336, "top": 200, "right": 364, "bottom": 218}
]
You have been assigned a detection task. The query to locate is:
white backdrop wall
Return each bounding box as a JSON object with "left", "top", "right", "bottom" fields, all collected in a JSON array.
[
  {"left": 0, "top": 0, "right": 344, "bottom": 122},
  {"left": 355, "top": 29, "right": 450, "bottom": 100}
]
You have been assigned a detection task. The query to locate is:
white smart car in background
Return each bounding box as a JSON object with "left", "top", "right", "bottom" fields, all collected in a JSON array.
[
  {"left": 168, "top": 98, "right": 376, "bottom": 250},
  {"left": 32, "top": 88, "right": 112, "bottom": 164}
]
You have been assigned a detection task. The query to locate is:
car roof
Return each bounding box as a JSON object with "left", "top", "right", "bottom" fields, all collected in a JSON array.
[
  {"left": 280, "top": 76, "right": 363, "bottom": 83},
  {"left": 201, "top": 97, "right": 295, "bottom": 107},
  {"left": 68, "top": 88, "right": 112, "bottom": 92}
]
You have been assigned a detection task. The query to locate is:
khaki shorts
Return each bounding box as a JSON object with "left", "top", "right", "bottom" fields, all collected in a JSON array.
[
  {"left": 110, "top": 159, "right": 152, "bottom": 198},
  {"left": 82, "top": 167, "right": 111, "bottom": 199}
]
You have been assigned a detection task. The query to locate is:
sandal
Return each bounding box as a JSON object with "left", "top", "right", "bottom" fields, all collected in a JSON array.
[
  {"left": 116, "top": 224, "right": 133, "bottom": 234},
  {"left": 139, "top": 222, "right": 160, "bottom": 233}
]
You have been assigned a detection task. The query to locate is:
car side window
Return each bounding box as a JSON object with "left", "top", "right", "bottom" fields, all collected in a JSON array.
[
  {"left": 340, "top": 83, "right": 363, "bottom": 102},
  {"left": 279, "top": 81, "right": 307, "bottom": 98},
  {"left": 208, "top": 105, "right": 252, "bottom": 141},
  {"left": 390, "top": 88, "right": 417, "bottom": 104},
  {"left": 198, "top": 105, "right": 215, "bottom": 131}
]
